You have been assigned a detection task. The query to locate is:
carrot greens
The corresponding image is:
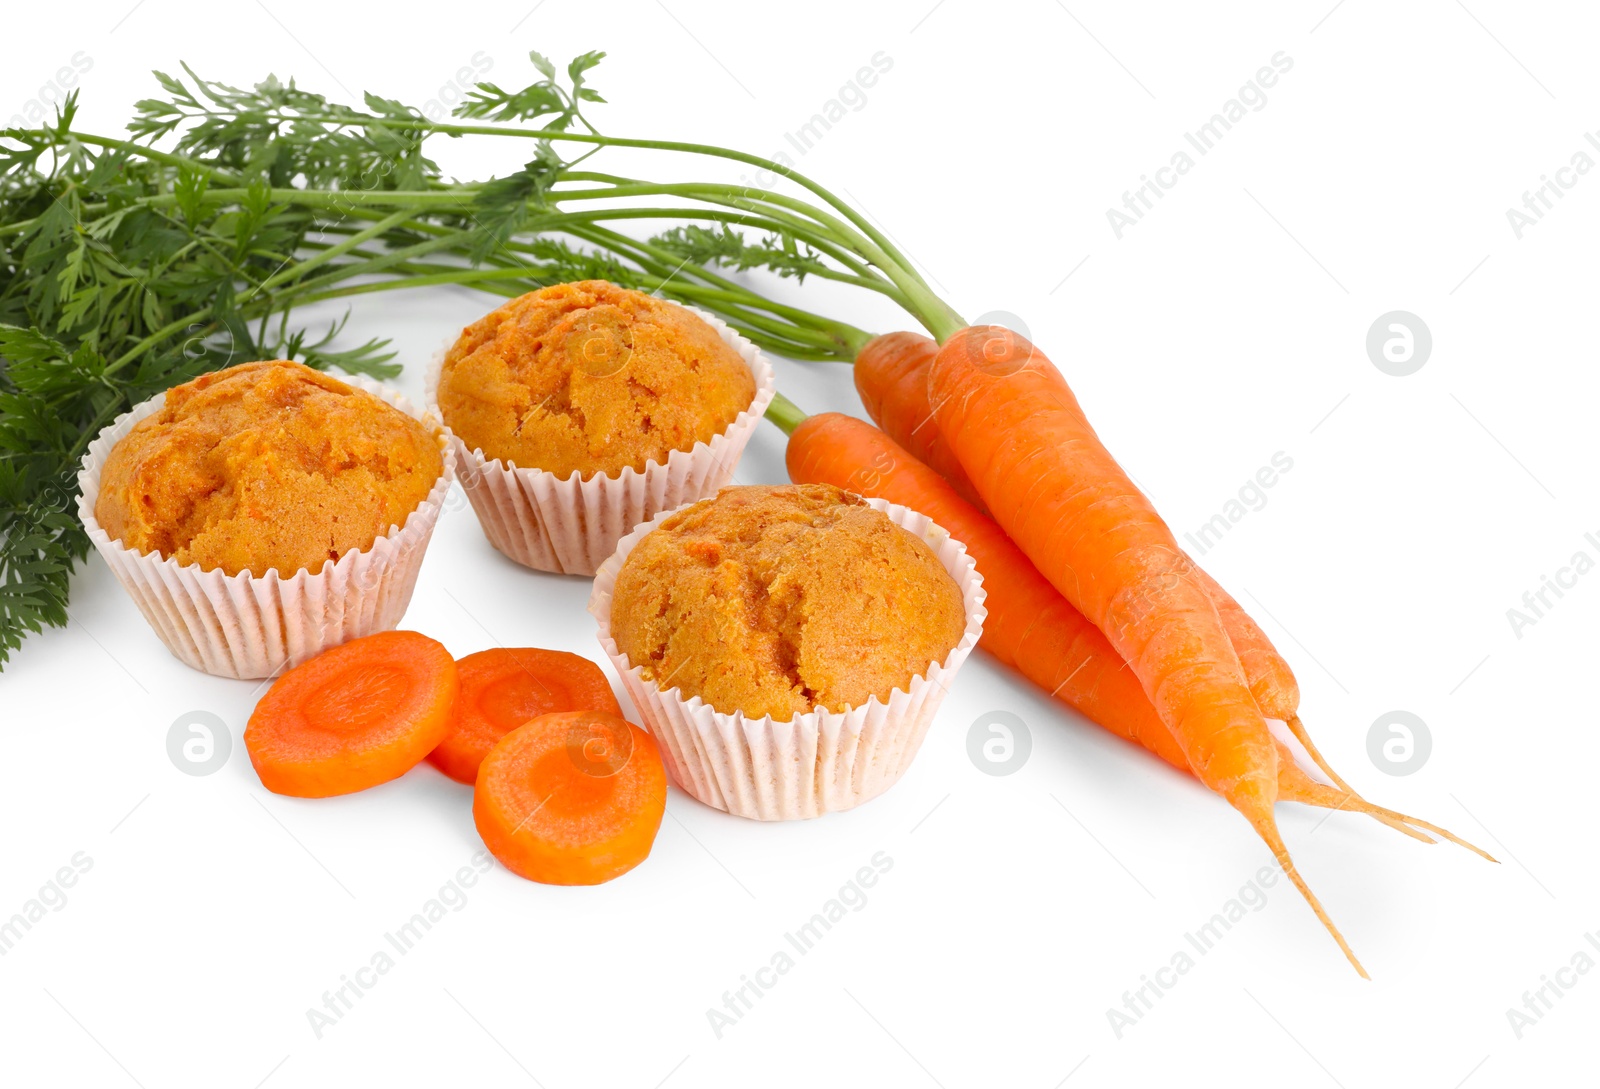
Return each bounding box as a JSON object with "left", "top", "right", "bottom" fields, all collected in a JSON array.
[{"left": 1, "top": 49, "right": 937, "bottom": 666}]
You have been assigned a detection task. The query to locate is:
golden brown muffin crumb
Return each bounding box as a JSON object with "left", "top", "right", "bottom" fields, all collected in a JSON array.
[
  {"left": 609, "top": 484, "right": 966, "bottom": 721},
  {"left": 436, "top": 281, "right": 756, "bottom": 479},
  {"left": 94, "top": 360, "right": 443, "bottom": 577}
]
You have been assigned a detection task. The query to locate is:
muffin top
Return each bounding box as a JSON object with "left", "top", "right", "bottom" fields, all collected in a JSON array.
[
  {"left": 435, "top": 281, "right": 756, "bottom": 479},
  {"left": 94, "top": 360, "right": 443, "bottom": 578},
  {"left": 609, "top": 484, "right": 967, "bottom": 721}
]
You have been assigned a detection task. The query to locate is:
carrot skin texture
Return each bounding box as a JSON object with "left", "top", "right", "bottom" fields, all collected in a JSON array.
[
  {"left": 1187, "top": 562, "right": 1299, "bottom": 720},
  {"left": 854, "top": 332, "right": 989, "bottom": 512}
]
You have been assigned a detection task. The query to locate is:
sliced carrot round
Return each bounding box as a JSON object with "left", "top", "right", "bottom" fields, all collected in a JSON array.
[
  {"left": 245, "top": 630, "right": 459, "bottom": 798},
  {"left": 428, "top": 648, "right": 622, "bottom": 785},
  {"left": 473, "top": 711, "right": 666, "bottom": 885}
]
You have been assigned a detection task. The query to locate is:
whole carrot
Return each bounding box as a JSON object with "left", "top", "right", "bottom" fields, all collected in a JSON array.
[
  {"left": 852, "top": 331, "right": 1490, "bottom": 862},
  {"left": 927, "top": 325, "right": 1365, "bottom": 974},
  {"left": 779, "top": 406, "right": 1432, "bottom": 842}
]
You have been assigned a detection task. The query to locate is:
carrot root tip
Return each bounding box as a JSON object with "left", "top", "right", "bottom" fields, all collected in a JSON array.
[
  {"left": 1245, "top": 805, "right": 1369, "bottom": 979},
  {"left": 1287, "top": 714, "right": 1494, "bottom": 862}
]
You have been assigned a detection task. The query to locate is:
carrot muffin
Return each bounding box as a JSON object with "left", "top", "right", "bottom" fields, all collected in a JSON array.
[
  {"left": 94, "top": 360, "right": 443, "bottom": 578},
  {"left": 435, "top": 281, "right": 756, "bottom": 479},
  {"left": 608, "top": 484, "right": 966, "bottom": 721}
]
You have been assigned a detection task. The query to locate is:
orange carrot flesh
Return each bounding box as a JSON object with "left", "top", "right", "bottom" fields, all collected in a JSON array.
[
  {"left": 428, "top": 648, "right": 623, "bottom": 785},
  {"left": 927, "top": 326, "right": 1365, "bottom": 976},
  {"left": 473, "top": 711, "right": 667, "bottom": 886},
  {"left": 854, "top": 331, "right": 989, "bottom": 512},
  {"left": 245, "top": 630, "right": 460, "bottom": 798}
]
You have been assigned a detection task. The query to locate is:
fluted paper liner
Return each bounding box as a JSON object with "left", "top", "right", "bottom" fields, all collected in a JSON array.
[
  {"left": 77, "top": 375, "right": 455, "bottom": 680},
  {"left": 425, "top": 306, "right": 776, "bottom": 577},
  {"left": 588, "top": 496, "right": 987, "bottom": 821}
]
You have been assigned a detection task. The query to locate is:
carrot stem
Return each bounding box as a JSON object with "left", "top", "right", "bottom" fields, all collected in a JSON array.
[{"left": 764, "top": 392, "right": 809, "bottom": 437}]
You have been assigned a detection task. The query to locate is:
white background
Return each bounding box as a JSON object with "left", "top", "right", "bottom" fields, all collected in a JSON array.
[{"left": 2, "top": 2, "right": 1596, "bottom": 1086}]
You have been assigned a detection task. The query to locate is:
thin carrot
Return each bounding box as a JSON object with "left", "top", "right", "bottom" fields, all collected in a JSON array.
[
  {"left": 782, "top": 407, "right": 1430, "bottom": 843},
  {"left": 245, "top": 630, "right": 460, "bottom": 798},
  {"left": 473, "top": 710, "right": 667, "bottom": 886},
  {"left": 847, "top": 335, "right": 1491, "bottom": 862},
  {"left": 429, "top": 648, "right": 623, "bottom": 785},
  {"left": 927, "top": 325, "right": 1366, "bottom": 975}
]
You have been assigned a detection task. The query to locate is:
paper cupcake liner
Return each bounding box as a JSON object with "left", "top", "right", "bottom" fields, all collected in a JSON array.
[
  {"left": 425, "top": 306, "right": 777, "bottom": 577},
  {"left": 77, "top": 375, "right": 455, "bottom": 680},
  {"left": 588, "top": 496, "right": 987, "bottom": 821}
]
